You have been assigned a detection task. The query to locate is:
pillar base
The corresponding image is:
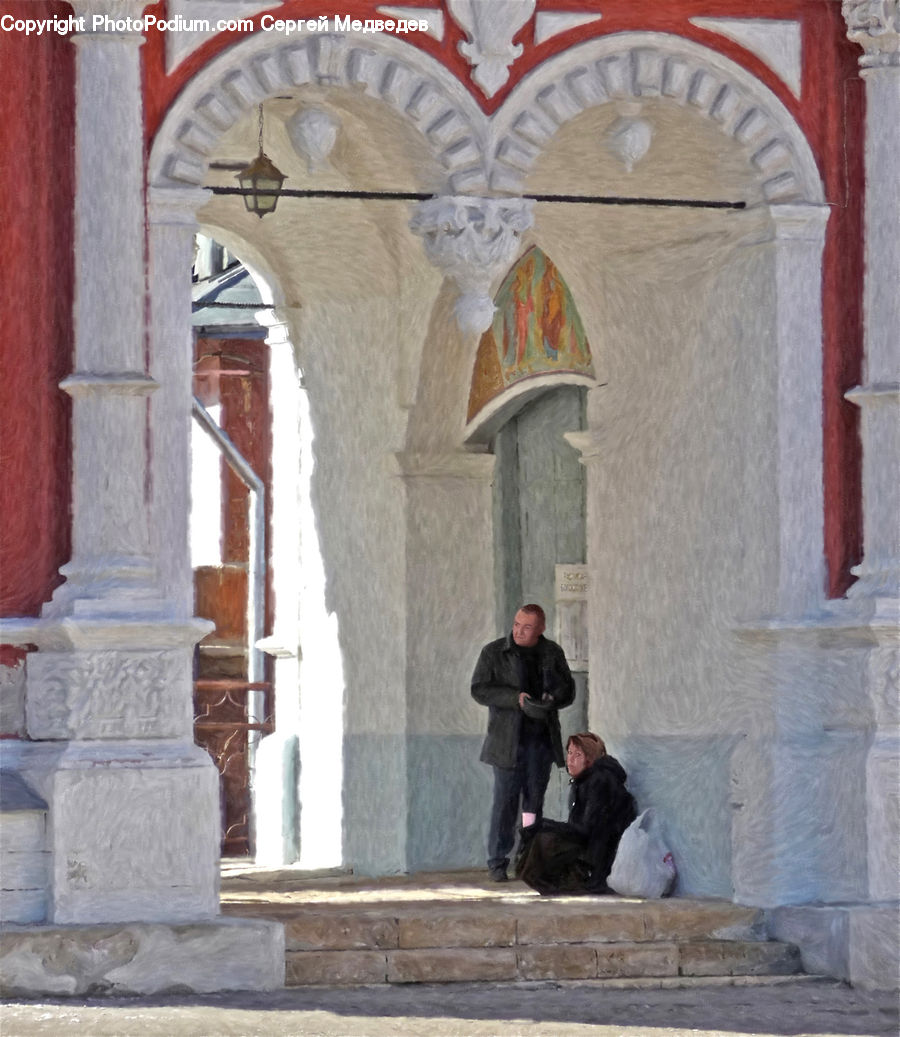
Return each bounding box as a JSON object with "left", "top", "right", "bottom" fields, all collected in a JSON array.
[
  {"left": 769, "top": 902, "right": 900, "bottom": 992},
  {"left": 0, "top": 917, "right": 284, "bottom": 997},
  {"left": 4, "top": 740, "right": 221, "bottom": 925}
]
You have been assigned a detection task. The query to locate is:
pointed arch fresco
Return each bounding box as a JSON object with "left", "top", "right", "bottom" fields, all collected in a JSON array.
[{"left": 467, "top": 246, "right": 595, "bottom": 425}]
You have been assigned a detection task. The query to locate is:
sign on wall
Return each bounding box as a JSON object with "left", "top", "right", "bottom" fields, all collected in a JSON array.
[{"left": 555, "top": 563, "right": 588, "bottom": 671}]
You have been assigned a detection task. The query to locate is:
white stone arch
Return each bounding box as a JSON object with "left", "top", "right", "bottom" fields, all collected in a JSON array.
[
  {"left": 488, "top": 31, "right": 824, "bottom": 203},
  {"left": 148, "top": 29, "right": 490, "bottom": 192},
  {"left": 465, "top": 372, "right": 598, "bottom": 444},
  {"left": 474, "top": 32, "right": 830, "bottom": 623},
  {"left": 194, "top": 219, "right": 287, "bottom": 309}
]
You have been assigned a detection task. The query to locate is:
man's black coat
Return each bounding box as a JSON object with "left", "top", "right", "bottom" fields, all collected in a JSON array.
[{"left": 471, "top": 632, "right": 575, "bottom": 768}]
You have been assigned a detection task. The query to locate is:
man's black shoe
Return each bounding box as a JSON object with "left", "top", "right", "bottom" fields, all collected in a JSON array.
[{"left": 488, "top": 865, "right": 508, "bottom": 883}]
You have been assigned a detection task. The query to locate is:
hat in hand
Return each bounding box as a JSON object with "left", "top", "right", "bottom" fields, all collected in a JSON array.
[{"left": 520, "top": 695, "right": 552, "bottom": 721}]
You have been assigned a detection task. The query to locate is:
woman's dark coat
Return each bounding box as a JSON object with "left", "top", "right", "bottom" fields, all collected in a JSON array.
[{"left": 516, "top": 754, "right": 637, "bottom": 895}]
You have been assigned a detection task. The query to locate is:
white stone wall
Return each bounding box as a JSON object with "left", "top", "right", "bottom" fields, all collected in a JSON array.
[
  {"left": 299, "top": 286, "right": 411, "bottom": 875},
  {"left": 586, "top": 223, "right": 778, "bottom": 896},
  {"left": 400, "top": 293, "right": 497, "bottom": 866}
]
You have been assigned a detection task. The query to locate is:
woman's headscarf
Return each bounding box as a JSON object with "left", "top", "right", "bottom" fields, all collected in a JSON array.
[{"left": 567, "top": 732, "right": 606, "bottom": 767}]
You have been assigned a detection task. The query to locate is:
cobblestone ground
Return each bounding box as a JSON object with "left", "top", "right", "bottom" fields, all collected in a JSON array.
[{"left": 2, "top": 978, "right": 898, "bottom": 1037}]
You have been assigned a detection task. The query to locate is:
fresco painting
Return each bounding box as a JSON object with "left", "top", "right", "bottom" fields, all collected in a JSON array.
[{"left": 468, "top": 247, "right": 594, "bottom": 422}]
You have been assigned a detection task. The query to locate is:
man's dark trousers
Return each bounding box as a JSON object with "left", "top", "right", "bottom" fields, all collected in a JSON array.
[{"left": 488, "top": 734, "right": 555, "bottom": 871}]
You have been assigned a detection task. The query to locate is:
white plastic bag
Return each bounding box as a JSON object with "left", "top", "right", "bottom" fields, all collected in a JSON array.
[{"left": 608, "top": 808, "right": 677, "bottom": 898}]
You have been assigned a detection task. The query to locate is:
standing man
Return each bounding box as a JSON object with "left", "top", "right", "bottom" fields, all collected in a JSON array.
[{"left": 471, "top": 604, "right": 575, "bottom": 882}]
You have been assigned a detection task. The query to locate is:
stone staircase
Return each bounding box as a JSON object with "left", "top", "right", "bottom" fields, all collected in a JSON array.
[{"left": 220, "top": 868, "right": 806, "bottom": 987}]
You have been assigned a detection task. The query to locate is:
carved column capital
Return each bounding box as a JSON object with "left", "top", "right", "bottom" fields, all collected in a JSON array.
[
  {"left": 409, "top": 195, "right": 533, "bottom": 334},
  {"left": 843, "top": 0, "right": 900, "bottom": 68},
  {"left": 68, "top": 0, "right": 153, "bottom": 24}
]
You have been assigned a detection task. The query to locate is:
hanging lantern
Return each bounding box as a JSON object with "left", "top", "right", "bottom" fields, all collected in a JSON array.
[{"left": 236, "top": 104, "right": 286, "bottom": 218}]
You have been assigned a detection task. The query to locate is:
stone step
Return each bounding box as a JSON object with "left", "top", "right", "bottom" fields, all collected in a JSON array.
[
  {"left": 223, "top": 897, "right": 770, "bottom": 949},
  {"left": 220, "top": 869, "right": 806, "bottom": 987},
  {"left": 283, "top": 938, "right": 803, "bottom": 986}
]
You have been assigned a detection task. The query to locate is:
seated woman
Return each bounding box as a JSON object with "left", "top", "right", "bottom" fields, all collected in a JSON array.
[{"left": 515, "top": 732, "right": 636, "bottom": 895}]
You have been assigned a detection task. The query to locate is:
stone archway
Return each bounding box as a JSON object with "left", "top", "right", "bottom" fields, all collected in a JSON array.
[
  {"left": 145, "top": 22, "right": 831, "bottom": 887},
  {"left": 149, "top": 29, "right": 489, "bottom": 192},
  {"left": 476, "top": 35, "right": 831, "bottom": 906},
  {"left": 148, "top": 28, "right": 496, "bottom": 876},
  {"left": 489, "top": 32, "right": 823, "bottom": 203}
]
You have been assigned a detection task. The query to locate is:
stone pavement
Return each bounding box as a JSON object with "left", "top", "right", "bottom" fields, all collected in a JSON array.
[
  {"left": 2, "top": 977, "right": 898, "bottom": 1036},
  {"left": 4, "top": 868, "right": 897, "bottom": 1034}
]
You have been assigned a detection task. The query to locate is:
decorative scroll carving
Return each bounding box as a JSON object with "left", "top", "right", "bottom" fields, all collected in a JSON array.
[
  {"left": 152, "top": 31, "right": 823, "bottom": 207},
  {"left": 409, "top": 195, "right": 533, "bottom": 334},
  {"left": 26, "top": 650, "right": 189, "bottom": 740},
  {"left": 447, "top": 0, "right": 536, "bottom": 97},
  {"left": 843, "top": 0, "right": 900, "bottom": 66}
]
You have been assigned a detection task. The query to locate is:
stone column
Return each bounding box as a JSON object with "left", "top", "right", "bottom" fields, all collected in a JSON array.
[
  {"left": 843, "top": 0, "right": 900, "bottom": 905},
  {"left": 147, "top": 186, "right": 210, "bottom": 618},
  {"left": 394, "top": 450, "right": 497, "bottom": 871},
  {"left": 409, "top": 195, "right": 533, "bottom": 334},
  {"left": 733, "top": 203, "right": 852, "bottom": 908},
  {"left": 768, "top": 203, "right": 831, "bottom": 618},
  {"left": 843, "top": 0, "right": 900, "bottom": 607},
  {"left": 250, "top": 309, "right": 302, "bottom": 867},
  {"left": 4, "top": 4, "right": 220, "bottom": 926},
  {"left": 43, "top": 2, "right": 156, "bottom": 616}
]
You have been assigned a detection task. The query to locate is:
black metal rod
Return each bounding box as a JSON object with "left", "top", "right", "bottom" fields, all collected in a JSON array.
[
  {"left": 210, "top": 186, "right": 433, "bottom": 201},
  {"left": 528, "top": 192, "right": 745, "bottom": 210},
  {"left": 207, "top": 185, "right": 746, "bottom": 210},
  {"left": 192, "top": 301, "right": 275, "bottom": 309}
]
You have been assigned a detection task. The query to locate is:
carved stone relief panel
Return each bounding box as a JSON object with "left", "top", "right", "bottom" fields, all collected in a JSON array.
[{"left": 26, "top": 650, "right": 192, "bottom": 740}]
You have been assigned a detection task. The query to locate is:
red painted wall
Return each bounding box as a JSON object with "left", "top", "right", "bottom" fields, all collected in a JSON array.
[
  {"left": 0, "top": 0, "right": 865, "bottom": 628},
  {"left": 0, "top": 2, "right": 74, "bottom": 639}
]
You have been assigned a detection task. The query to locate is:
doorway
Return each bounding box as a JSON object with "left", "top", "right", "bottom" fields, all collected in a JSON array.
[
  {"left": 493, "top": 386, "right": 587, "bottom": 631},
  {"left": 492, "top": 385, "right": 590, "bottom": 817},
  {"left": 190, "top": 238, "right": 274, "bottom": 857}
]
